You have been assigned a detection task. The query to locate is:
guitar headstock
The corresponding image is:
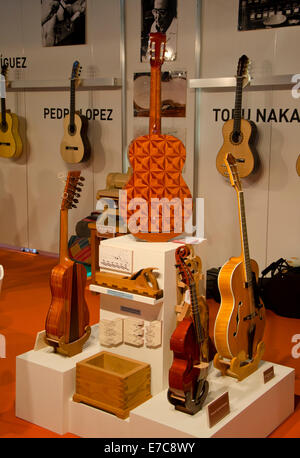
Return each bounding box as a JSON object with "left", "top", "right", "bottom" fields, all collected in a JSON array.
[
  {"left": 225, "top": 153, "right": 242, "bottom": 192},
  {"left": 61, "top": 171, "right": 85, "bottom": 211},
  {"left": 236, "top": 54, "right": 250, "bottom": 88},
  {"left": 175, "top": 245, "right": 194, "bottom": 287},
  {"left": 149, "top": 32, "right": 166, "bottom": 68},
  {"left": 70, "top": 60, "right": 82, "bottom": 88}
]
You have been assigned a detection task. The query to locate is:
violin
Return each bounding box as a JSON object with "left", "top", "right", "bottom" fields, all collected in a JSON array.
[
  {"left": 167, "top": 245, "right": 209, "bottom": 415},
  {"left": 45, "top": 171, "right": 90, "bottom": 356}
]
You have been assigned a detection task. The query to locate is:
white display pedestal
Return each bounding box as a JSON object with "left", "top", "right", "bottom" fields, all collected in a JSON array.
[
  {"left": 16, "top": 331, "right": 294, "bottom": 437},
  {"left": 15, "top": 235, "right": 295, "bottom": 437},
  {"left": 91, "top": 234, "right": 207, "bottom": 396}
]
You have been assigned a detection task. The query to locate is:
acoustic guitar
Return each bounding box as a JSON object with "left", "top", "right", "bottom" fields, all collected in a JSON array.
[
  {"left": 0, "top": 64, "right": 22, "bottom": 159},
  {"left": 216, "top": 55, "right": 256, "bottom": 179},
  {"left": 124, "top": 32, "right": 192, "bottom": 242},
  {"left": 60, "top": 61, "right": 90, "bottom": 164},
  {"left": 168, "top": 245, "right": 209, "bottom": 415},
  {"left": 45, "top": 171, "right": 90, "bottom": 356},
  {"left": 214, "top": 153, "right": 265, "bottom": 362}
]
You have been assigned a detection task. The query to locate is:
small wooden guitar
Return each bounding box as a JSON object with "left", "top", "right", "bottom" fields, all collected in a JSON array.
[
  {"left": 168, "top": 245, "right": 209, "bottom": 415},
  {"left": 214, "top": 153, "right": 265, "bottom": 362},
  {"left": 124, "top": 32, "right": 192, "bottom": 242},
  {"left": 60, "top": 61, "right": 90, "bottom": 164},
  {"left": 45, "top": 171, "right": 90, "bottom": 356},
  {"left": 0, "top": 64, "right": 22, "bottom": 159},
  {"left": 216, "top": 55, "right": 256, "bottom": 178}
]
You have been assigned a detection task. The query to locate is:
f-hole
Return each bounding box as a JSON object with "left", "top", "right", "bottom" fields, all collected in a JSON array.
[{"left": 233, "top": 301, "right": 243, "bottom": 337}]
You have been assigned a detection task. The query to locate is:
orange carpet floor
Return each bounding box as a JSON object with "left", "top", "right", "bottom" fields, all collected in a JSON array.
[{"left": 0, "top": 246, "right": 299, "bottom": 438}]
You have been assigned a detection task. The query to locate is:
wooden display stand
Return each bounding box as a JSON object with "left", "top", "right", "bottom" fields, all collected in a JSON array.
[
  {"left": 73, "top": 351, "right": 151, "bottom": 419},
  {"left": 213, "top": 341, "right": 265, "bottom": 381},
  {"left": 44, "top": 326, "right": 91, "bottom": 358}
]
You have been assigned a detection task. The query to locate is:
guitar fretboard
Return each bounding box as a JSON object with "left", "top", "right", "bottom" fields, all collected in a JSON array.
[
  {"left": 1, "top": 97, "right": 6, "bottom": 127},
  {"left": 238, "top": 191, "right": 252, "bottom": 285},
  {"left": 233, "top": 77, "right": 244, "bottom": 134},
  {"left": 190, "top": 282, "right": 204, "bottom": 347},
  {"left": 70, "top": 79, "right": 75, "bottom": 128}
]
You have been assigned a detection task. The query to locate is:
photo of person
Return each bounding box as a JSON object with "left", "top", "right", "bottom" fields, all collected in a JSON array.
[
  {"left": 141, "top": 0, "right": 178, "bottom": 62},
  {"left": 41, "top": 0, "right": 86, "bottom": 47},
  {"left": 239, "top": 0, "right": 300, "bottom": 31},
  {"left": 134, "top": 71, "right": 186, "bottom": 118}
]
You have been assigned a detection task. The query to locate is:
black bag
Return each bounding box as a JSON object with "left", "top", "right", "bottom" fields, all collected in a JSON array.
[
  {"left": 206, "top": 267, "right": 221, "bottom": 303},
  {"left": 259, "top": 258, "right": 300, "bottom": 319}
]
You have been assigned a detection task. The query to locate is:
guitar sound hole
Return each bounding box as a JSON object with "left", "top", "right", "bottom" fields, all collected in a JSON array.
[
  {"left": 68, "top": 124, "right": 76, "bottom": 136},
  {"left": 0, "top": 122, "right": 8, "bottom": 133},
  {"left": 231, "top": 131, "right": 243, "bottom": 145}
]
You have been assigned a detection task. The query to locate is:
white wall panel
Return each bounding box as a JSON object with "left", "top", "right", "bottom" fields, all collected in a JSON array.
[{"left": 0, "top": 0, "right": 122, "bottom": 253}]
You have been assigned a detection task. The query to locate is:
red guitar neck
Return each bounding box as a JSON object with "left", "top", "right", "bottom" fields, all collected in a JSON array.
[
  {"left": 149, "top": 65, "right": 161, "bottom": 135},
  {"left": 148, "top": 32, "right": 166, "bottom": 135}
]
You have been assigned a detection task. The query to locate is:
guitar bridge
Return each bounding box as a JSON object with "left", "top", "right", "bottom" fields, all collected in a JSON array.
[{"left": 66, "top": 146, "right": 79, "bottom": 150}]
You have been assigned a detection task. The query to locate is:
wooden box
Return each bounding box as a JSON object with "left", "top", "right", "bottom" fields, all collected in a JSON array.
[{"left": 73, "top": 351, "right": 151, "bottom": 419}]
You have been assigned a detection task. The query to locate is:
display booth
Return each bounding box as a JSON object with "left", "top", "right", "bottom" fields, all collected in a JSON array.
[{"left": 0, "top": 0, "right": 299, "bottom": 439}]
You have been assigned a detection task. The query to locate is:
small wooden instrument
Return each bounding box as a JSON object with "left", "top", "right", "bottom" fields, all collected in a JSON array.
[
  {"left": 60, "top": 61, "right": 90, "bottom": 164},
  {"left": 96, "top": 268, "right": 163, "bottom": 299},
  {"left": 45, "top": 171, "right": 91, "bottom": 356},
  {"left": 296, "top": 155, "right": 300, "bottom": 176},
  {"left": 0, "top": 64, "right": 22, "bottom": 159},
  {"left": 214, "top": 153, "right": 265, "bottom": 379},
  {"left": 168, "top": 245, "right": 209, "bottom": 415},
  {"left": 216, "top": 55, "right": 256, "bottom": 178},
  {"left": 123, "top": 32, "right": 192, "bottom": 242}
]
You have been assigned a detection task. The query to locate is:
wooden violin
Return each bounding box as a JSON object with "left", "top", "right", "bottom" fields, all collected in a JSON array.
[
  {"left": 45, "top": 171, "right": 91, "bottom": 356},
  {"left": 123, "top": 32, "right": 192, "bottom": 242},
  {"left": 167, "top": 245, "right": 209, "bottom": 415},
  {"left": 214, "top": 154, "right": 265, "bottom": 363}
]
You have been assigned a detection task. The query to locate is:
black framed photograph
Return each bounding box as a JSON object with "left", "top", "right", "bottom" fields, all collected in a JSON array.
[
  {"left": 141, "top": 0, "right": 178, "bottom": 62},
  {"left": 238, "top": 0, "right": 300, "bottom": 31},
  {"left": 41, "top": 0, "right": 86, "bottom": 47}
]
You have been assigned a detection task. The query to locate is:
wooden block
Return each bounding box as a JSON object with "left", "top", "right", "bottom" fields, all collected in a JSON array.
[{"left": 73, "top": 351, "right": 151, "bottom": 419}]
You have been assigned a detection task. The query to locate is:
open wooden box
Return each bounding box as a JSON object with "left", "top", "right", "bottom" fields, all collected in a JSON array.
[{"left": 73, "top": 351, "right": 151, "bottom": 419}]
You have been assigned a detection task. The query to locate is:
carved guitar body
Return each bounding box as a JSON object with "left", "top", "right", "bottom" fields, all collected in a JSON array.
[
  {"left": 45, "top": 171, "right": 90, "bottom": 356},
  {"left": 216, "top": 118, "right": 255, "bottom": 179},
  {"left": 46, "top": 260, "right": 89, "bottom": 343},
  {"left": 60, "top": 112, "right": 90, "bottom": 163},
  {"left": 214, "top": 256, "right": 265, "bottom": 359},
  {"left": 0, "top": 111, "right": 22, "bottom": 158},
  {"left": 124, "top": 33, "right": 192, "bottom": 242}
]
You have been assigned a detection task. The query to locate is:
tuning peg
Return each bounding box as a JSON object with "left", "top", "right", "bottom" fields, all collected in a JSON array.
[
  {"left": 73, "top": 199, "right": 79, "bottom": 203},
  {"left": 76, "top": 187, "right": 82, "bottom": 192},
  {"left": 72, "top": 204, "right": 77, "bottom": 208},
  {"left": 77, "top": 181, "right": 84, "bottom": 187},
  {"left": 79, "top": 176, "right": 85, "bottom": 181},
  {"left": 75, "top": 192, "right": 81, "bottom": 198}
]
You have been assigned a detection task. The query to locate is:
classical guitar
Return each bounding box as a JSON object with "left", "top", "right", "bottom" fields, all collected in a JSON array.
[
  {"left": 123, "top": 32, "right": 192, "bottom": 242},
  {"left": 214, "top": 153, "right": 265, "bottom": 363},
  {"left": 168, "top": 245, "right": 209, "bottom": 415},
  {"left": 45, "top": 171, "right": 90, "bottom": 356},
  {"left": 0, "top": 64, "right": 22, "bottom": 159},
  {"left": 216, "top": 55, "right": 256, "bottom": 178},
  {"left": 60, "top": 61, "right": 90, "bottom": 164}
]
